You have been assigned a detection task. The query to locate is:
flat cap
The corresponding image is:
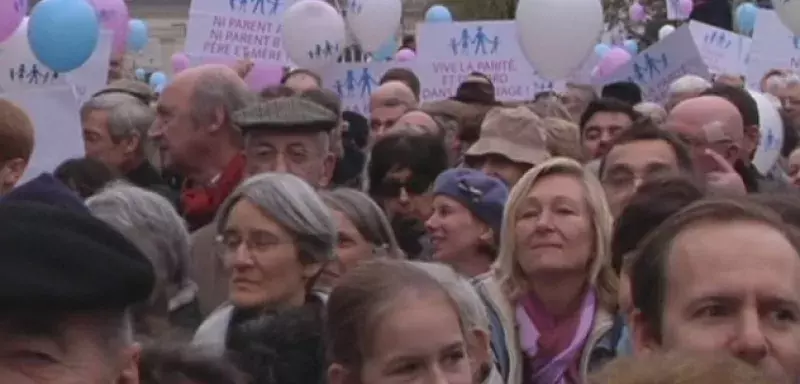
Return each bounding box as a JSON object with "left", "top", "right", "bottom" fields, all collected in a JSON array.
[
  {"left": 233, "top": 96, "right": 339, "bottom": 133},
  {"left": 0, "top": 201, "right": 155, "bottom": 310}
]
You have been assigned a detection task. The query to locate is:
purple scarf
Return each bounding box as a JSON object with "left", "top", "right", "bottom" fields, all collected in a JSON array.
[{"left": 516, "top": 290, "right": 597, "bottom": 384}]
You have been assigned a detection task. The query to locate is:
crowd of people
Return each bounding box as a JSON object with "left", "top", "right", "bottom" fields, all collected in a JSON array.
[{"left": 2, "top": 52, "right": 800, "bottom": 384}]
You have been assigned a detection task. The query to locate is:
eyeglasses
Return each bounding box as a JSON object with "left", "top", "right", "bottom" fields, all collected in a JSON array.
[
  {"left": 372, "top": 178, "right": 431, "bottom": 198},
  {"left": 215, "top": 230, "right": 292, "bottom": 254}
]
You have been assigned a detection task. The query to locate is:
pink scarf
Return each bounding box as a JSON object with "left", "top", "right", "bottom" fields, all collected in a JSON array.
[{"left": 516, "top": 289, "right": 597, "bottom": 384}]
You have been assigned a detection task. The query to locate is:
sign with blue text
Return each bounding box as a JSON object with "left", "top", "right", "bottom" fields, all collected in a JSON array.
[
  {"left": 746, "top": 9, "right": 799, "bottom": 89},
  {"left": 688, "top": 20, "right": 750, "bottom": 75}
]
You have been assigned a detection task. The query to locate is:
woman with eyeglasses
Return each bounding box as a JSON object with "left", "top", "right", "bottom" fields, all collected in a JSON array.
[
  {"left": 192, "top": 173, "right": 336, "bottom": 384},
  {"left": 425, "top": 168, "right": 509, "bottom": 279}
]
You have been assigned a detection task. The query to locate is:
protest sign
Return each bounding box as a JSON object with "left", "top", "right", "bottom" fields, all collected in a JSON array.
[
  {"left": 597, "top": 25, "right": 709, "bottom": 104},
  {"left": 185, "top": 0, "right": 290, "bottom": 64},
  {"left": 320, "top": 61, "right": 402, "bottom": 115},
  {"left": 688, "top": 20, "right": 750, "bottom": 75},
  {"left": 746, "top": 9, "right": 799, "bottom": 89},
  {"left": 415, "top": 20, "right": 563, "bottom": 102}
]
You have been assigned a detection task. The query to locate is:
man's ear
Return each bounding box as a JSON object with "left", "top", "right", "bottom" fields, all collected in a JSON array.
[
  {"left": 319, "top": 152, "right": 336, "bottom": 189},
  {"left": 0, "top": 158, "right": 28, "bottom": 191},
  {"left": 122, "top": 133, "right": 141, "bottom": 157},
  {"left": 745, "top": 125, "right": 761, "bottom": 146},
  {"left": 328, "top": 363, "right": 353, "bottom": 384},
  {"left": 630, "top": 308, "right": 660, "bottom": 355},
  {"left": 116, "top": 342, "right": 141, "bottom": 384}
]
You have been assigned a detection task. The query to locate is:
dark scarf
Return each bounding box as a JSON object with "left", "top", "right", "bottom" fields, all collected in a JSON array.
[{"left": 181, "top": 154, "right": 246, "bottom": 231}]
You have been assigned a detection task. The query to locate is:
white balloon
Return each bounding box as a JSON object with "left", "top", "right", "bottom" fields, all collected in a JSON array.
[
  {"left": 658, "top": 24, "right": 676, "bottom": 40},
  {"left": 749, "top": 89, "right": 784, "bottom": 175},
  {"left": 773, "top": 0, "right": 800, "bottom": 36},
  {"left": 515, "top": 0, "right": 603, "bottom": 80},
  {"left": 281, "top": 0, "right": 346, "bottom": 71},
  {"left": 346, "top": 0, "right": 402, "bottom": 52}
]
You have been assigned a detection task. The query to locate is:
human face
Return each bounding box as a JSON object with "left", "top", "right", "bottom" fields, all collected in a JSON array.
[
  {"left": 514, "top": 175, "right": 594, "bottom": 279},
  {"left": 149, "top": 80, "right": 202, "bottom": 174},
  {"left": 284, "top": 73, "right": 320, "bottom": 93},
  {"left": 582, "top": 111, "right": 633, "bottom": 159},
  {"left": 638, "top": 221, "right": 800, "bottom": 383},
  {"left": 0, "top": 313, "right": 139, "bottom": 384},
  {"left": 244, "top": 130, "right": 333, "bottom": 188},
  {"left": 319, "top": 209, "right": 373, "bottom": 288},
  {"left": 468, "top": 154, "right": 529, "bottom": 187},
  {"left": 779, "top": 84, "right": 800, "bottom": 123},
  {"left": 82, "top": 109, "right": 134, "bottom": 171},
  {"left": 220, "top": 199, "right": 318, "bottom": 310},
  {"left": 370, "top": 105, "right": 408, "bottom": 141},
  {"left": 358, "top": 291, "right": 473, "bottom": 384},
  {"left": 377, "top": 168, "right": 434, "bottom": 222},
  {"left": 601, "top": 140, "right": 681, "bottom": 217},
  {"left": 788, "top": 149, "right": 800, "bottom": 188},
  {"left": 426, "top": 196, "right": 489, "bottom": 272},
  {"left": 666, "top": 121, "right": 736, "bottom": 173}
]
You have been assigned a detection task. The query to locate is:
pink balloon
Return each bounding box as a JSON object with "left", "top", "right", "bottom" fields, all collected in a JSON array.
[
  {"left": 629, "top": 2, "right": 646, "bottom": 22},
  {"left": 171, "top": 52, "right": 190, "bottom": 74},
  {"left": 678, "top": 0, "right": 693, "bottom": 19},
  {"left": 395, "top": 48, "right": 416, "bottom": 62},
  {"left": 245, "top": 64, "right": 284, "bottom": 90},
  {"left": 0, "top": 0, "right": 27, "bottom": 44},
  {"left": 595, "top": 47, "right": 632, "bottom": 78},
  {"left": 88, "top": 0, "right": 130, "bottom": 56}
]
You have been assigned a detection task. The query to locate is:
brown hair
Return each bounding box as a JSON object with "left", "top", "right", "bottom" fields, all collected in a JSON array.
[
  {"left": 630, "top": 198, "right": 800, "bottom": 341},
  {"left": 589, "top": 351, "right": 773, "bottom": 384},
  {"left": 0, "top": 99, "right": 34, "bottom": 163},
  {"left": 325, "top": 259, "right": 466, "bottom": 369},
  {"left": 541, "top": 118, "right": 583, "bottom": 162}
]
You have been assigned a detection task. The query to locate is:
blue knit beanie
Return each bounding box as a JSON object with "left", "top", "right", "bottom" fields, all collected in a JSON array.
[{"left": 432, "top": 168, "right": 509, "bottom": 237}]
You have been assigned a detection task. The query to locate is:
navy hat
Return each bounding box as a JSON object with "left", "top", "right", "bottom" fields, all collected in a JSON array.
[
  {"left": 433, "top": 168, "right": 508, "bottom": 238},
  {"left": 0, "top": 201, "right": 155, "bottom": 310},
  {"left": 1, "top": 173, "right": 88, "bottom": 213}
]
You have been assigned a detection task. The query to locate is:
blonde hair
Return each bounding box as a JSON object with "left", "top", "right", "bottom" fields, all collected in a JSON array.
[
  {"left": 527, "top": 98, "right": 573, "bottom": 121},
  {"left": 542, "top": 118, "right": 583, "bottom": 162},
  {"left": 589, "top": 352, "right": 773, "bottom": 384},
  {"left": 633, "top": 102, "right": 668, "bottom": 125},
  {"left": 494, "top": 157, "right": 617, "bottom": 311}
]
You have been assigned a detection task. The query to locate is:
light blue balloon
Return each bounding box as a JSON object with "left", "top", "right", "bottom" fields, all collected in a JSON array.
[
  {"left": 594, "top": 43, "right": 611, "bottom": 57},
  {"left": 127, "top": 19, "right": 149, "bottom": 52},
  {"left": 425, "top": 5, "right": 452, "bottom": 23},
  {"left": 149, "top": 71, "right": 166, "bottom": 87},
  {"left": 372, "top": 39, "right": 399, "bottom": 61},
  {"left": 736, "top": 3, "right": 758, "bottom": 34},
  {"left": 623, "top": 39, "right": 638, "bottom": 55},
  {"left": 134, "top": 68, "right": 146, "bottom": 81},
  {"left": 27, "top": 0, "right": 99, "bottom": 73}
]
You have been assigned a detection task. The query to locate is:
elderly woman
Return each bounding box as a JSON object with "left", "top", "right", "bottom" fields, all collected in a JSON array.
[
  {"left": 474, "top": 157, "right": 619, "bottom": 384},
  {"left": 86, "top": 181, "right": 201, "bottom": 337},
  {"left": 317, "top": 188, "right": 404, "bottom": 289},
  {"left": 193, "top": 173, "right": 336, "bottom": 383}
]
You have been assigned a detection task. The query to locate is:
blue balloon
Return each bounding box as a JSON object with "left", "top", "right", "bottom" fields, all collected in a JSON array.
[
  {"left": 623, "top": 39, "right": 638, "bottom": 55},
  {"left": 736, "top": 3, "right": 758, "bottom": 34},
  {"left": 149, "top": 71, "right": 166, "bottom": 87},
  {"left": 425, "top": 5, "right": 452, "bottom": 23},
  {"left": 372, "top": 39, "right": 399, "bottom": 61},
  {"left": 134, "top": 68, "right": 146, "bottom": 81},
  {"left": 594, "top": 43, "right": 611, "bottom": 57},
  {"left": 127, "top": 19, "right": 149, "bottom": 52},
  {"left": 27, "top": 0, "right": 99, "bottom": 73}
]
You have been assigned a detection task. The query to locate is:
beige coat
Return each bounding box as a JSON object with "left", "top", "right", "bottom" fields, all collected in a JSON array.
[
  {"left": 473, "top": 273, "right": 615, "bottom": 384},
  {"left": 188, "top": 223, "right": 230, "bottom": 316}
]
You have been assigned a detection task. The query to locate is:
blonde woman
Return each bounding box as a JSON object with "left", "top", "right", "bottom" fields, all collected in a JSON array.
[{"left": 474, "top": 157, "right": 619, "bottom": 384}]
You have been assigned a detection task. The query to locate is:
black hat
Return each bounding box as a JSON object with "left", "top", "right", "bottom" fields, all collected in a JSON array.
[
  {"left": 233, "top": 96, "right": 339, "bottom": 133},
  {"left": 0, "top": 201, "right": 155, "bottom": 310},
  {"left": 1, "top": 173, "right": 88, "bottom": 213}
]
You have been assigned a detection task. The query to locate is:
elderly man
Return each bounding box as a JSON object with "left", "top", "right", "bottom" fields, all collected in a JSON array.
[
  {"left": 0, "top": 201, "right": 155, "bottom": 383},
  {"left": 0, "top": 99, "right": 34, "bottom": 195},
  {"left": 665, "top": 95, "right": 747, "bottom": 194},
  {"left": 149, "top": 64, "right": 253, "bottom": 231},
  {"left": 665, "top": 75, "right": 712, "bottom": 111},
  {"left": 369, "top": 81, "right": 417, "bottom": 141}
]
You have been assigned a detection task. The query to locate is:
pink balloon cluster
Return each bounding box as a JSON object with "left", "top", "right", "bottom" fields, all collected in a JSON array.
[
  {"left": 592, "top": 47, "right": 632, "bottom": 79},
  {"left": 88, "top": 0, "right": 130, "bottom": 56},
  {"left": 171, "top": 52, "right": 190, "bottom": 74}
]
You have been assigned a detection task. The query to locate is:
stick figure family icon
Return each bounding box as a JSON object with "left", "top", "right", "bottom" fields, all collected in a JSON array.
[
  {"left": 228, "top": 0, "right": 283, "bottom": 15},
  {"left": 448, "top": 26, "right": 500, "bottom": 56},
  {"left": 308, "top": 41, "right": 341, "bottom": 61},
  {"left": 704, "top": 31, "right": 732, "bottom": 49},
  {"left": 334, "top": 68, "right": 378, "bottom": 98},
  {"left": 8, "top": 64, "right": 60, "bottom": 85},
  {"left": 626, "top": 53, "right": 669, "bottom": 83}
]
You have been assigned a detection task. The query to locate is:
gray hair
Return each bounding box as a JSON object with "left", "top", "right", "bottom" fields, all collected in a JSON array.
[
  {"left": 668, "top": 75, "right": 711, "bottom": 97},
  {"left": 86, "top": 181, "right": 191, "bottom": 296},
  {"left": 319, "top": 188, "right": 404, "bottom": 259},
  {"left": 409, "top": 261, "right": 490, "bottom": 333},
  {"left": 80, "top": 93, "right": 156, "bottom": 155},
  {"left": 190, "top": 71, "right": 254, "bottom": 127},
  {"left": 633, "top": 102, "right": 668, "bottom": 125},
  {"left": 216, "top": 173, "right": 337, "bottom": 264}
]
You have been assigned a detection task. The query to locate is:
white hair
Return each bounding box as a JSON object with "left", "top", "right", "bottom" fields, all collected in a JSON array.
[
  {"left": 215, "top": 172, "right": 337, "bottom": 264},
  {"left": 86, "top": 181, "right": 191, "bottom": 295},
  {"left": 668, "top": 75, "right": 712, "bottom": 97},
  {"left": 409, "top": 261, "right": 490, "bottom": 333}
]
